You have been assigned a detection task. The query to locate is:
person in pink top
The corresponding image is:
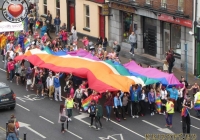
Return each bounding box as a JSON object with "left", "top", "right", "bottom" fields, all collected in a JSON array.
[
  {"left": 80, "top": 80, "right": 87, "bottom": 89},
  {"left": 61, "top": 29, "right": 68, "bottom": 46},
  {"left": 7, "top": 58, "right": 15, "bottom": 82},
  {"left": 82, "top": 37, "right": 89, "bottom": 50},
  {"left": 91, "top": 90, "right": 102, "bottom": 103},
  {"left": 41, "top": 33, "right": 48, "bottom": 43}
]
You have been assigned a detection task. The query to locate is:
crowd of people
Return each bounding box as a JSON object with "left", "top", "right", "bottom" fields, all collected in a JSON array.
[{"left": 2, "top": 3, "right": 200, "bottom": 139}]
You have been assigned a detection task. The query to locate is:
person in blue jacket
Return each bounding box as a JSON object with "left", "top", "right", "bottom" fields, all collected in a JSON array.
[
  {"left": 114, "top": 90, "right": 124, "bottom": 122},
  {"left": 129, "top": 85, "right": 141, "bottom": 118},
  {"left": 40, "top": 23, "right": 47, "bottom": 37},
  {"left": 18, "top": 32, "right": 25, "bottom": 51},
  {"left": 166, "top": 85, "right": 178, "bottom": 105},
  {"left": 148, "top": 88, "right": 156, "bottom": 116},
  {"left": 54, "top": 73, "right": 63, "bottom": 101}
]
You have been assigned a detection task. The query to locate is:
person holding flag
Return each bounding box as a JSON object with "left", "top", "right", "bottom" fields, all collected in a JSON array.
[{"left": 181, "top": 95, "right": 193, "bottom": 134}]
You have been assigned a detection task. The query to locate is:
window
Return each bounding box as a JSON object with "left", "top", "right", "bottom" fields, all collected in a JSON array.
[
  {"left": 56, "top": 0, "right": 60, "bottom": 16},
  {"left": 43, "top": 0, "right": 47, "bottom": 14},
  {"left": 161, "top": 0, "right": 167, "bottom": 8},
  {"left": 0, "top": 88, "right": 11, "bottom": 96},
  {"left": 146, "top": 0, "right": 151, "bottom": 4},
  {"left": 85, "top": 5, "right": 90, "bottom": 28},
  {"left": 122, "top": 12, "right": 133, "bottom": 42},
  {"left": 171, "top": 24, "right": 181, "bottom": 55},
  {"left": 178, "top": 0, "right": 184, "bottom": 12}
]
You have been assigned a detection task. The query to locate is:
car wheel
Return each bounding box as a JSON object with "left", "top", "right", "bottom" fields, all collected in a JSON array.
[{"left": 10, "top": 106, "right": 15, "bottom": 110}]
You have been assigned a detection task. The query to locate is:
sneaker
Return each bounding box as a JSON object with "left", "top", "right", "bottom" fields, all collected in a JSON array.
[
  {"left": 152, "top": 112, "right": 155, "bottom": 115},
  {"left": 55, "top": 99, "right": 58, "bottom": 101},
  {"left": 26, "top": 89, "right": 28, "bottom": 91},
  {"left": 169, "top": 125, "right": 172, "bottom": 128},
  {"left": 89, "top": 125, "right": 94, "bottom": 128},
  {"left": 10, "top": 80, "right": 12, "bottom": 82},
  {"left": 36, "top": 94, "right": 39, "bottom": 97},
  {"left": 129, "top": 52, "right": 132, "bottom": 54},
  {"left": 106, "top": 118, "right": 108, "bottom": 121},
  {"left": 132, "top": 116, "right": 135, "bottom": 118},
  {"left": 132, "top": 54, "right": 134, "bottom": 57},
  {"left": 159, "top": 112, "right": 162, "bottom": 115},
  {"left": 59, "top": 99, "right": 63, "bottom": 102},
  {"left": 163, "top": 112, "right": 166, "bottom": 115},
  {"left": 165, "top": 124, "right": 169, "bottom": 127},
  {"left": 2, "top": 60, "right": 4, "bottom": 62},
  {"left": 123, "top": 118, "right": 126, "bottom": 120},
  {"left": 95, "top": 128, "right": 100, "bottom": 131},
  {"left": 50, "top": 98, "right": 53, "bottom": 100},
  {"left": 151, "top": 113, "right": 153, "bottom": 116},
  {"left": 135, "top": 115, "right": 139, "bottom": 118}
]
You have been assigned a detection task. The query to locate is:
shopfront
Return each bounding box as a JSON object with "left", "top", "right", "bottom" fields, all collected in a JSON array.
[{"left": 122, "top": 12, "right": 133, "bottom": 42}]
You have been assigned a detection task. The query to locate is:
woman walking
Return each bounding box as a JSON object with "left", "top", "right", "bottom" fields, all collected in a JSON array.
[
  {"left": 114, "top": 91, "right": 124, "bottom": 122},
  {"left": 58, "top": 104, "right": 68, "bottom": 133},
  {"left": 181, "top": 95, "right": 193, "bottom": 134},
  {"left": 65, "top": 95, "right": 74, "bottom": 121},
  {"left": 164, "top": 97, "right": 174, "bottom": 128},
  {"left": 104, "top": 91, "right": 113, "bottom": 121}
]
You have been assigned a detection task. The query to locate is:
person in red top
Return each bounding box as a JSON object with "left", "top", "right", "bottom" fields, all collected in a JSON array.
[
  {"left": 61, "top": 29, "right": 68, "bottom": 47},
  {"left": 7, "top": 58, "right": 15, "bottom": 82},
  {"left": 91, "top": 90, "right": 102, "bottom": 105},
  {"left": 7, "top": 32, "right": 15, "bottom": 42},
  {"left": 104, "top": 91, "right": 113, "bottom": 121}
]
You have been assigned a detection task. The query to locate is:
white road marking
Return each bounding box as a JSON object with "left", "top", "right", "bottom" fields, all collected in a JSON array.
[
  {"left": 39, "top": 116, "right": 54, "bottom": 124},
  {"left": 67, "top": 130, "right": 83, "bottom": 139},
  {"left": 0, "top": 68, "right": 6, "bottom": 72},
  {"left": 16, "top": 97, "right": 26, "bottom": 102},
  {"left": 180, "top": 121, "right": 200, "bottom": 129},
  {"left": 17, "top": 104, "right": 30, "bottom": 111},
  {"left": 191, "top": 115, "right": 200, "bottom": 121},
  {"left": 142, "top": 120, "right": 161, "bottom": 129},
  {"left": 26, "top": 126, "right": 46, "bottom": 139},
  {"left": 103, "top": 116, "right": 145, "bottom": 138}
]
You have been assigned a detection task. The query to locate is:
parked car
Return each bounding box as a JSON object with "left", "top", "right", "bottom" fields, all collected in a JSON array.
[{"left": 0, "top": 83, "right": 16, "bottom": 110}]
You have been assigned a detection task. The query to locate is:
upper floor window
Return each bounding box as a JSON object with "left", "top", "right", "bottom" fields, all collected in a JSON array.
[
  {"left": 56, "top": 0, "right": 60, "bottom": 16},
  {"left": 146, "top": 0, "right": 151, "bottom": 4},
  {"left": 43, "top": 0, "right": 47, "bottom": 14},
  {"left": 178, "top": 0, "right": 184, "bottom": 12},
  {"left": 84, "top": 5, "right": 90, "bottom": 28},
  {"left": 161, "top": 0, "right": 167, "bottom": 8}
]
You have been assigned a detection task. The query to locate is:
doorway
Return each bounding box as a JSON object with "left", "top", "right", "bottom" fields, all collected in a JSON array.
[
  {"left": 69, "top": 4, "right": 75, "bottom": 27},
  {"left": 99, "top": 7, "right": 105, "bottom": 38}
]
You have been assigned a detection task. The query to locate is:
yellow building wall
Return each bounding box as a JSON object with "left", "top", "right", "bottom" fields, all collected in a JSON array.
[
  {"left": 38, "top": 0, "right": 67, "bottom": 25},
  {"left": 76, "top": 0, "right": 100, "bottom": 38}
]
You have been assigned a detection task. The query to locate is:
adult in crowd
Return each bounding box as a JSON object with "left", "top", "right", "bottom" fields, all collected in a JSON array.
[
  {"left": 148, "top": 88, "right": 156, "bottom": 116},
  {"left": 164, "top": 97, "right": 174, "bottom": 128},
  {"left": 166, "top": 50, "right": 175, "bottom": 74},
  {"left": 65, "top": 94, "right": 74, "bottom": 121},
  {"left": 95, "top": 101, "right": 103, "bottom": 130},
  {"left": 46, "top": 72, "right": 55, "bottom": 100},
  {"left": 54, "top": 15, "right": 61, "bottom": 35},
  {"left": 45, "top": 11, "right": 52, "bottom": 39},
  {"left": 104, "top": 91, "right": 113, "bottom": 121},
  {"left": 88, "top": 100, "right": 96, "bottom": 128},
  {"left": 58, "top": 104, "right": 68, "bottom": 133},
  {"left": 130, "top": 85, "right": 141, "bottom": 118},
  {"left": 129, "top": 31, "right": 137, "bottom": 56},
  {"left": 7, "top": 119, "right": 18, "bottom": 140},
  {"left": 54, "top": 73, "right": 63, "bottom": 101},
  {"left": 114, "top": 91, "right": 124, "bottom": 122}
]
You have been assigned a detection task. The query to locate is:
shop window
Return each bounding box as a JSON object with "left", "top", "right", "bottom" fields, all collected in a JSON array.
[
  {"left": 163, "top": 22, "right": 170, "bottom": 53},
  {"left": 161, "top": 0, "right": 167, "bottom": 8},
  {"left": 84, "top": 5, "right": 90, "bottom": 28},
  {"left": 122, "top": 12, "right": 133, "bottom": 42},
  {"left": 178, "top": 0, "right": 184, "bottom": 12},
  {"left": 56, "top": 0, "right": 60, "bottom": 16},
  {"left": 171, "top": 24, "right": 181, "bottom": 55},
  {"left": 43, "top": 0, "right": 47, "bottom": 14}
]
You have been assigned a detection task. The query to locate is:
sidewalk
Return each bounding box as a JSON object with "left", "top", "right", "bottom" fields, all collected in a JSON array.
[
  {"left": 42, "top": 31, "right": 200, "bottom": 86},
  {"left": 0, "top": 127, "right": 6, "bottom": 140}
]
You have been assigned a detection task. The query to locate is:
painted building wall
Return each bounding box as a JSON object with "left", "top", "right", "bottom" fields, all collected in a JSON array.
[
  {"left": 76, "top": 0, "right": 101, "bottom": 38},
  {"left": 38, "top": 0, "right": 67, "bottom": 25}
]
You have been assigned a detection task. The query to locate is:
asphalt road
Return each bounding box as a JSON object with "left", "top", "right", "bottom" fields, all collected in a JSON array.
[{"left": 0, "top": 62, "right": 200, "bottom": 140}]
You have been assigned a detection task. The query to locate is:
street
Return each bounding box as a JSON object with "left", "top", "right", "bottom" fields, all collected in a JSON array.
[{"left": 0, "top": 60, "right": 200, "bottom": 140}]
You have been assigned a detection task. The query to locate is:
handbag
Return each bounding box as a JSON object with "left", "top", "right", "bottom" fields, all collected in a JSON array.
[
  {"left": 60, "top": 116, "right": 66, "bottom": 122},
  {"left": 27, "top": 79, "right": 32, "bottom": 85}
]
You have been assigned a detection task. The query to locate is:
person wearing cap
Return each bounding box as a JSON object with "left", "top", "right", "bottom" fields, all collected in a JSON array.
[
  {"left": 46, "top": 72, "right": 54, "bottom": 100},
  {"left": 163, "top": 97, "right": 174, "bottom": 128},
  {"left": 181, "top": 95, "right": 193, "bottom": 134},
  {"left": 54, "top": 73, "right": 63, "bottom": 101}
]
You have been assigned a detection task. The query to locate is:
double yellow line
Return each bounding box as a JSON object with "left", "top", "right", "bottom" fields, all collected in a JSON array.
[{"left": 0, "top": 126, "right": 22, "bottom": 140}]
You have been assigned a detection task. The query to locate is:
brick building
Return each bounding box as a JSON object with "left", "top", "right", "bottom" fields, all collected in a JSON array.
[{"left": 107, "top": 0, "right": 194, "bottom": 73}]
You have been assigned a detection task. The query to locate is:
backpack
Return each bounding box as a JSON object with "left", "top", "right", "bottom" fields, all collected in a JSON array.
[{"left": 116, "top": 45, "right": 121, "bottom": 52}]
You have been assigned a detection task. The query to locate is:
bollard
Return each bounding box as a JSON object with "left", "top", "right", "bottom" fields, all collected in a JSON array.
[
  {"left": 6, "top": 122, "right": 8, "bottom": 138},
  {"left": 24, "top": 133, "right": 26, "bottom": 140}
]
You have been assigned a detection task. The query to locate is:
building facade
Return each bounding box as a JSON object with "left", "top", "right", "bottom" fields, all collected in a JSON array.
[{"left": 108, "top": 0, "right": 194, "bottom": 73}]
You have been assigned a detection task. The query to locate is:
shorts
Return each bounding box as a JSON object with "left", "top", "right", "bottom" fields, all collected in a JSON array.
[
  {"left": 36, "top": 84, "right": 43, "bottom": 91},
  {"left": 15, "top": 73, "right": 20, "bottom": 76}
]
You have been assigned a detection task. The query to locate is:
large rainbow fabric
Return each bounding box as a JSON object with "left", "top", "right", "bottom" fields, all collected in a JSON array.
[
  {"left": 181, "top": 108, "right": 188, "bottom": 117},
  {"left": 24, "top": 38, "right": 30, "bottom": 48},
  {"left": 82, "top": 94, "right": 93, "bottom": 110},
  {"left": 155, "top": 98, "right": 161, "bottom": 113},
  {"left": 15, "top": 49, "right": 135, "bottom": 93},
  {"left": 35, "top": 21, "right": 40, "bottom": 29}
]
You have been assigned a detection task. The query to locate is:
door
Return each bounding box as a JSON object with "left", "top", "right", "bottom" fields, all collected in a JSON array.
[
  {"left": 144, "top": 25, "right": 157, "bottom": 56},
  {"left": 99, "top": 7, "right": 105, "bottom": 38},
  {"left": 164, "top": 29, "right": 170, "bottom": 53},
  {"left": 69, "top": 5, "right": 75, "bottom": 27}
]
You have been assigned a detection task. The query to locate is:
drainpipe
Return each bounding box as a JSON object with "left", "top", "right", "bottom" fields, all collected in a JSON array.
[{"left": 194, "top": 0, "right": 198, "bottom": 75}]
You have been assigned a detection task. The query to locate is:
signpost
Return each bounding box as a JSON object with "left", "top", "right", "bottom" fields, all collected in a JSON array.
[{"left": 102, "top": 4, "right": 112, "bottom": 16}]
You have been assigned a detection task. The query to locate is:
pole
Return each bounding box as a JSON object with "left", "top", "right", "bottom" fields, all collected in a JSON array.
[
  {"left": 24, "top": 133, "right": 27, "bottom": 140},
  {"left": 185, "top": 43, "right": 188, "bottom": 81},
  {"left": 6, "top": 122, "right": 8, "bottom": 138}
]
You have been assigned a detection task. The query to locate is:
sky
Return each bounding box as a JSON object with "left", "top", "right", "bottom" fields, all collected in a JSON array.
[{"left": 0, "top": 0, "right": 5, "bottom": 21}]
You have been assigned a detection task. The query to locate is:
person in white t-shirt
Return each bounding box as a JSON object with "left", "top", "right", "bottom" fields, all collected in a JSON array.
[
  {"left": 177, "top": 85, "right": 185, "bottom": 112},
  {"left": 160, "top": 86, "right": 168, "bottom": 115}
]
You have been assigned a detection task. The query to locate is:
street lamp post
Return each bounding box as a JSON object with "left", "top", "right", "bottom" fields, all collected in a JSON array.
[{"left": 185, "top": 43, "right": 188, "bottom": 81}]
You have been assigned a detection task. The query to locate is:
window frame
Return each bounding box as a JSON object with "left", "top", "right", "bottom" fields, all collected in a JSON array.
[
  {"left": 161, "top": 0, "right": 167, "bottom": 8},
  {"left": 146, "top": 0, "right": 151, "bottom": 4},
  {"left": 56, "top": 0, "right": 60, "bottom": 16},
  {"left": 178, "top": 0, "right": 184, "bottom": 12},
  {"left": 84, "top": 5, "right": 90, "bottom": 29},
  {"left": 43, "top": 0, "right": 47, "bottom": 14}
]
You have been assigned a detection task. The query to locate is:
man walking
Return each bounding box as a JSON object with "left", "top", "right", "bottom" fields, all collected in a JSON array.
[
  {"left": 54, "top": 73, "right": 63, "bottom": 101},
  {"left": 46, "top": 72, "right": 54, "bottom": 100},
  {"left": 54, "top": 15, "right": 61, "bottom": 35},
  {"left": 129, "top": 32, "right": 137, "bottom": 56}
]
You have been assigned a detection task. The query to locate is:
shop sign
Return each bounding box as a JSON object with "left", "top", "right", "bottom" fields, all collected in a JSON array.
[
  {"left": 102, "top": 4, "right": 110, "bottom": 16},
  {"left": 111, "top": 3, "right": 135, "bottom": 13},
  {"left": 158, "top": 14, "right": 192, "bottom": 28}
]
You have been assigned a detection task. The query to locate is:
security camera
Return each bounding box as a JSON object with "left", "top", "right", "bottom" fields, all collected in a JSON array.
[{"left": 189, "top": 31, "right": 194, "bottom": 35}]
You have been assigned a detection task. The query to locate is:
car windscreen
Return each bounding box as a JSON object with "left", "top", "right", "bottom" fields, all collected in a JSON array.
[{"left": 0, "top": 88, "right": 12, "bottom": 96}]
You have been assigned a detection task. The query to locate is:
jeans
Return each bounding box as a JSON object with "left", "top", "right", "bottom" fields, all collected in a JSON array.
[
  {"left": 139, "top": 100, "right": 145, "bottom": 115},
  {"left": 9, "top": 70, "right": 15, "bottom": 81},
  {"left": 7, "top": 133, "right": 17, "bottom": 140},
  {"left": 54, "top": 86, "right": 62, "bottom": 101},
  {"left": 149, "top": 102, "right": 155, "bottom": 114},
  {"left": 61, "top": 121, "right": 68, "bottom": 131},
  {"left": 106, "top": 106, "right": 112, "bottom": 119},
  {"left": 55, "top": 25, "right": 60, "bottom": 35},
  {"left": 182, "top": 115, "right": 191, "bottom": 134},
  {"left": 166, "top": 113, "right": 173, "bottom": 125},
  {"left": 67, "top": 109, "right": 72, "bottom": 118},
  {"left": 130, "top": 43, "right": 136, "bottom": 54},
  {"left": 131, "top": 101, "right": 139, "bottom": 116}
]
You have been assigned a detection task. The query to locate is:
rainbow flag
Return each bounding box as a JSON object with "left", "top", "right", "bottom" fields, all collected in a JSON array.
[
  {"left": 15, "top": 46, "right": 21, "bottom": 52},
  {"left": 35, "top": 21, "right": 40, "bottom": 29},
  {"left": 194, "top": 100, "right": 200, "bottom": 110},
  {"left": 155, "top": 97, "right": 161, "bottom": 113},
  {"left": 24, "top": 38, "right": 30, "bottom": 48},
  {"left": 181, "top": 107, "right": 188, "bottom": 117},
  {"left": 82, "top": 95, "right": 93, "bottom": 111}
]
